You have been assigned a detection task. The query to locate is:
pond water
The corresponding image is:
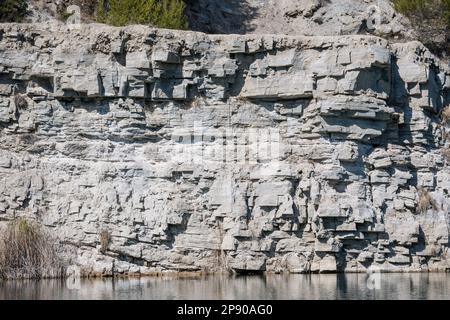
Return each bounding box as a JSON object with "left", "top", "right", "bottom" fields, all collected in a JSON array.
[{"left": 1, "top": 273, "right": 450, "bottom": 300}]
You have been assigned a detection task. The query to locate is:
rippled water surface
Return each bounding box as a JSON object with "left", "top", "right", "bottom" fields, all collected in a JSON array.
[{"left": 1, "top": 273, "right": 450, "bottom": 300}]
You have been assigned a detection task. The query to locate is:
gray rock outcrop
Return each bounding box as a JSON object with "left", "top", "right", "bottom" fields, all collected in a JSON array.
[{"left": 0, "top": 22, "right": 449, "bottom": 275}]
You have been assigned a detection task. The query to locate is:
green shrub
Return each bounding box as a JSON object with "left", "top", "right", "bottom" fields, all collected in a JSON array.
[
  {"left": 393, "top": 0, "right": 450, "bottom": 57},
  {"left": 445, "top": 0, "right": 450, "bottom": 24},
  {"left": 393, "top": 0, "right": 450, "bottom": 26},
  {"left": 0, "top": 0, "right": 28, "bottom": 23},
  {"left": 393, "top": 0, "right": 426, "bottom": 14},
  {"left": 96, "top": 0, "right": 188, "bottom": 29}
]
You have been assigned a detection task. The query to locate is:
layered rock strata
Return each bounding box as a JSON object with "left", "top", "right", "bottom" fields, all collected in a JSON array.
[{"left": 0, "top": 23, "right": 449, "bottom": 274}]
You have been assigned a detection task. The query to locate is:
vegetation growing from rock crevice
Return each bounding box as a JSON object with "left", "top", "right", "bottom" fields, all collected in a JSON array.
[
  {"left": 442, "top": 106, "right": 450, "bottom": 123},
  {"left": 416, "top": 187, "right": 438, "bottom": 214},
  {"left": 0, "top": 218, "right": 64, "bottom": 279},
  {"left": 99, "top": 229, "right": 111, "bottom": 254},
  {"left": 393, "top": 0, "right": 450, "bottom": 57},
  {"left": 0, "top": 0, "right": 28, "bottom": 23},
  {"left": 95, "top": 0, "right": 188, "bottom": 29}
]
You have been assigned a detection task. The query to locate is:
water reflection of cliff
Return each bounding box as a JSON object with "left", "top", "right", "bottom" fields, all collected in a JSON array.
[{"left": 1, "top": 274, "right": 450, "bottom": 300}]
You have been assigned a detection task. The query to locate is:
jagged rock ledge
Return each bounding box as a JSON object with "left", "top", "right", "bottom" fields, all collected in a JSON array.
[{"left": 0, "top": 22, "right": 449, "bottom": 275}]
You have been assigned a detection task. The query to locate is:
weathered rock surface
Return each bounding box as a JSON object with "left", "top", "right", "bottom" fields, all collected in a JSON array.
[{"left": 0, "top": 22, "right": 449, "bottom": 275}]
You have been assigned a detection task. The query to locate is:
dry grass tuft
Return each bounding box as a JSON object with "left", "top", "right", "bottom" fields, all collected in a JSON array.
[
  {"left": 416, "top": 187, "right": 438, "bottom": 214},
  {"left": 14, "top": 94, "right": 28, "bottom": 111},
  {"left": 99, "top": 229, "right": 111, "bottom": 254},
  {"left": 182, "top": 96, "right": 205, "bottom": 110},
  {"left": 442, "top": 106, "right": 450, "bottom": 123},
  {"left": 442, "top": 147, "right": 450, "bottom": 162},
  {"left": 0, "top": 218, "right": 64, "bottom": 279}
]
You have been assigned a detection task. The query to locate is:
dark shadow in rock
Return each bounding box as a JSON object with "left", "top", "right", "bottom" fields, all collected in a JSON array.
[
  {"left": 390, "top": 55, "right": 413, "bottom": 145},
  {"left": 115, "top": 254, "right": 146, "bottom": 267},
  {"left": 30, "top": 76, "right": 54, "bottom": 94},
  {"left": 410, "top": 227, "right": 427, "bottom": 256},
  {"left": 60, "top": 99, "right": 111, "bottom": 115},
  {"left": 428, "top": 64, "right": 444, "bottom": 113},
  {"left": 164, "top": 212, "right": 192, "bottom": 250}
]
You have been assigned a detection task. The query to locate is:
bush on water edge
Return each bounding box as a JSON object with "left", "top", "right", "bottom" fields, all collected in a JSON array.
[{"left": 0, "top": 218, "right": 64, "bottom": 279}]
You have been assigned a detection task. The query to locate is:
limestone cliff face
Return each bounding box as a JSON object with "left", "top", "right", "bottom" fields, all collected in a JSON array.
[{"left": 0, "top": 22, "right": 449, "bottom": 275}]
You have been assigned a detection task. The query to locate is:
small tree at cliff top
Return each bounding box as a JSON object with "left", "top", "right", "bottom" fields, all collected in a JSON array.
[
  {"left": 393, "top": 0, "right": 450, "bottom": 26},
  {"left": 0, "top": 0, "right": 28, "bottom": 23},
  {"left": 392, "top": 0, "right": 450, "bottom": 56},
  {"left": 96, "top": 0, "right": 188, "bottom": 29}
]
